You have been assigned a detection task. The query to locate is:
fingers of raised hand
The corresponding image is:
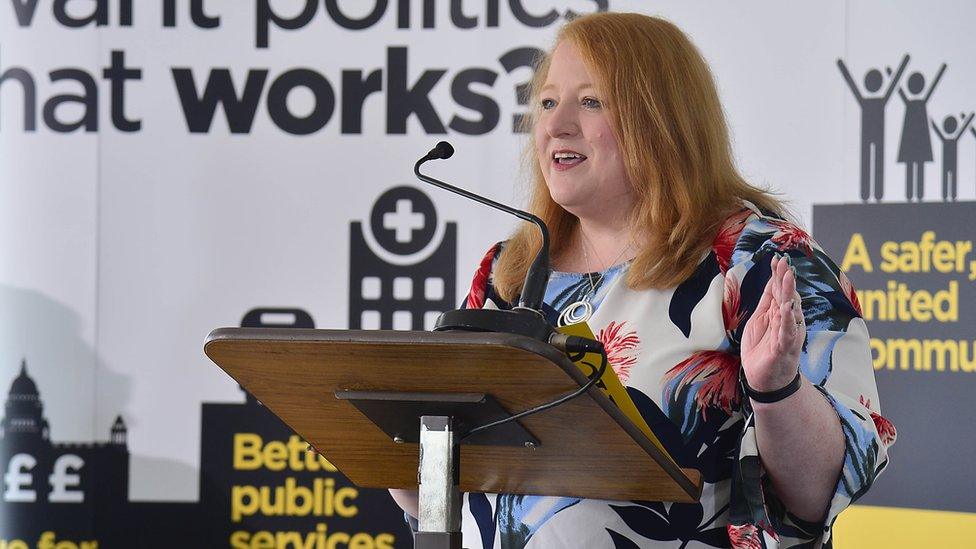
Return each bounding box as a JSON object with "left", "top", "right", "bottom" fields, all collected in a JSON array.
[
  {"left": 748, "top": 254, "right": 804, "bottom": 350},
  {"left": 755, "top": 271, "right": 776, "bottom": 316},
  {"left": 771, "top": 254, "right": 784, "bottom": 301},
  {"left": 780, "top": 255, "right": 805, "bottom": 342}
]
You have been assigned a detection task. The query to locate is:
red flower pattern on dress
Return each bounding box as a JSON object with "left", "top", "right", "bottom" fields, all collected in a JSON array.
[
  {"left": 663, "top": 350, "right": 741, "bottom": 418},
  {"left": 838, "top": 270, "right": 863, "bottom": 316},
  {"left": 713, "top": 208, "right": 754, "bottom": 273},
  {"left": 769, "top": 219, "right": 814, "bottom": 257},
  {"left": 727, "top": 523, "right": 762, "bottom": 549},
  {"left": 871, "top": 412, "right": 897, "bottom": 447},
  {"left": 464, "top": 244, "right": 499, "bottom": 309},
  {"left": 597, "top": 321, "right": 639, "bottom": 382},
  {"left": 723, "top": 272, "right": 746, "bottom": 333},
  {"left": 662, "top": 274, "right": 745, "bottom": 417},
  {"left": 859, "top": 396, "right": 897, "bottom": 447}
]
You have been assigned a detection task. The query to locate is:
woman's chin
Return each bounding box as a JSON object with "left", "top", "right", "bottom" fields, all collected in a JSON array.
[{"left": 546, "top": 188, "right": 586, "bottom": 214}]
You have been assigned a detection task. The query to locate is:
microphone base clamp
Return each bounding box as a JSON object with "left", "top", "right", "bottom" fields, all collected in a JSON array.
[{"left": 433, "top": 308, "right": 553, "bottom": 343}]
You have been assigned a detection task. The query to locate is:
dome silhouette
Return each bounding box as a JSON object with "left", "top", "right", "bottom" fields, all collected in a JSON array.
[
  {"left": 2, "top": 358, "right": 48, "bottom": 439},
  {"left": 9, "top": 358, "right": 39, "bottom": 399}
]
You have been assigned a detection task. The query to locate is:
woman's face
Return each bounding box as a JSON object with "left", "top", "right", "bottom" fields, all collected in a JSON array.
[{"left": 534, "top": 41, "right": 633, "bottom": 221}]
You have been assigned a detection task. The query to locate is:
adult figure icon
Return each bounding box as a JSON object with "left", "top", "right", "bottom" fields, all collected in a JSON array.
[
  {"left": 932, "top": 112, "right": 975, "bottom": 201},
  {"left": 896, "top": 63, "right": 947, "bottom": 201},
  {"left": 837, "top": 55, "right": 909, "bottom": 202}
]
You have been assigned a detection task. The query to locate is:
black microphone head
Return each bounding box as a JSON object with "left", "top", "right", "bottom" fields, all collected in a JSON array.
[{"left": 432, "top": 141, "right": 454, "bottom": 160}]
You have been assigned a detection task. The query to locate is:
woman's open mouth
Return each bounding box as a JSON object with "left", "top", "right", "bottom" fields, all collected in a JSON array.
[{"left": 552, "top": 150, "right": 587, "bottom": 171}]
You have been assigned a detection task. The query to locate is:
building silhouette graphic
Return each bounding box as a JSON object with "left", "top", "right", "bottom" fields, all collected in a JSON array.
[
  {"left": 0, "top": 354, "right": 410, "bottom": 548},
  {"left": 0, "top": 360, "right": 130, "bottom": 545}
]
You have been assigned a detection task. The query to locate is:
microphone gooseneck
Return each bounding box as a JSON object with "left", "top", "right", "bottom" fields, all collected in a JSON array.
[
  {"left": 414, "top": 141, "right": 550, "bottom": 311},
  {"left": 413, "top": 141, "right": 610, "bottom": 443}
]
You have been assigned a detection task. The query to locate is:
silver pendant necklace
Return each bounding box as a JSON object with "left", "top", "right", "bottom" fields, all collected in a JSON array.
[
  {"left": 557, "top": 230, "right": 631, "bottom": 327},
  {"left": 557, "top": 292, "right": 596, "bottom": 327}
]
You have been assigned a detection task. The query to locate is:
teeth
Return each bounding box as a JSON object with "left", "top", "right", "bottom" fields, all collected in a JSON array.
[{"left": 553, "top": 152, "right": 584, "bottom": 160}]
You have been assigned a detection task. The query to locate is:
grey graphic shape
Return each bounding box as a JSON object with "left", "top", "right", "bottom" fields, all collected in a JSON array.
[
  {"left": 349, "top": 186, "right": 456, "bottom": 331},
  {"left": 931, "top": 112, "right": 975, "bottom": 201},
  {"left": 895, "top": 63, "right": 947, "bottom": 201},
  {"left": 813, "top": 202, "right": 976, "bottom": 514},
  {"left": 837, "top": 55, "right": 909, "bottom": 202},
  {"left": 370, "top": 186, "right": 437, "bottom": 255}
]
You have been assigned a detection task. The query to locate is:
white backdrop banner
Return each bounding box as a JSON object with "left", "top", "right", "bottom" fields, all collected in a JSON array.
[{"left": 2, "top": 1, "right": 975, "bottom": 547}]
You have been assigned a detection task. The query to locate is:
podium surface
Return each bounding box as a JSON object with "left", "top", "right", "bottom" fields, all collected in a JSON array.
[{"left": 205, "top": 327, "right": 702, "bottom": 503}]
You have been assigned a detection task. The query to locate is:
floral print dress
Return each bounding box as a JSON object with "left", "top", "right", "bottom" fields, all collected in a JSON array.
[{"left": 457, "top": 205, "right": 895, "bottom": 549}]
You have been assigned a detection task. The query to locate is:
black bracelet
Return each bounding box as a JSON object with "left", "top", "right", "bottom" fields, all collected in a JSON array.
[{"left": 742, "top": 370, "right": 803, "bottom": 404}]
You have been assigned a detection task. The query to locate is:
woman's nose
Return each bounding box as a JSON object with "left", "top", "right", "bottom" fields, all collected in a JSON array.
[{"left": 545, "top": 102, "right": 579, "bottom": 138}]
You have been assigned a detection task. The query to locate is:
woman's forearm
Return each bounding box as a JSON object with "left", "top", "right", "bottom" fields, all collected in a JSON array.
[
  {"left": 751, "top": 379, "right": 845, "bottom": 522},
  {"left": 388, "top": 488, "right": 419, "bottom": 520}
]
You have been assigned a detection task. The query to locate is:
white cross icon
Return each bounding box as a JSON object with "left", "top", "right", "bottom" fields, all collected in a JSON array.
[{"left": 384, "top": 199, "right": 425, "bottom": 243}]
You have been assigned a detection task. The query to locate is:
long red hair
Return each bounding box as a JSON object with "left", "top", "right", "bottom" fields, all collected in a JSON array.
[{"left": 492, "top": 12, "right": 782, "bottom": 303}]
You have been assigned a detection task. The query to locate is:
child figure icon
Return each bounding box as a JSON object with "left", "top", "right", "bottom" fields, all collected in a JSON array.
[{"left": 931, "top": 112, "right": 975, "bottom": 202}]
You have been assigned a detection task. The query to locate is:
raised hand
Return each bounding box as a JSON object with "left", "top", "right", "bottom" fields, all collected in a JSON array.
[{"left": 740, "top": 254, "right": 805, "bottom": 393}]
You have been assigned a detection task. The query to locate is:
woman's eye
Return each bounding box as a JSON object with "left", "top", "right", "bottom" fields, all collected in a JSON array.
[
  {"left": 540, "top": 98, "right": 556, "bottom": 110},
  {"left": 582, "top": 97, "right": 602, "bottom": 109}
]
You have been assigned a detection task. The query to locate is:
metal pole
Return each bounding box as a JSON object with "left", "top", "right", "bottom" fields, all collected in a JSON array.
[{"left": 414, "top": 415, "right": 462, "bottom": 549}]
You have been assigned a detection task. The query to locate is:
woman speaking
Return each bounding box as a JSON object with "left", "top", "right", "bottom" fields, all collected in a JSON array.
[{"left": 393, "top": 12, "right": 894, "bottom": 548}]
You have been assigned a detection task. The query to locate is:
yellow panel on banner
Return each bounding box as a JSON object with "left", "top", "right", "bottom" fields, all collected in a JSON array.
[{"left": 834, "top": 505, "right": 976, "bottom": 548}]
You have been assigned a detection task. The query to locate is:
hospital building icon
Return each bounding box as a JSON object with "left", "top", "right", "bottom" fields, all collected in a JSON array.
[{"left": 348, "top": 186, "right": 457, "bottom": 330}]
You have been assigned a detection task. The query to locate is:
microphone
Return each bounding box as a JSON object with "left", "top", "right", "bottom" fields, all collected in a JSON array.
[
  {"left": 414, "top": 141, "right": 550, "bottom": 311},
  {"left": 414, "top": 141, "right": 608, "bottom": 440},
  {"left": 421, "top": 141, "right": 455, "bottom": 161}
]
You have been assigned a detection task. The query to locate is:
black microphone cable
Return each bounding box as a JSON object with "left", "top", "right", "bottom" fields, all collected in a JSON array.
[{"left": 461, "top": 336, "right": 607, "bottom": 441}]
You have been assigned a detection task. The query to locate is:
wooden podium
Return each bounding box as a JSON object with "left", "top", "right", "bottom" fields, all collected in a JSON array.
[{"left": 205, "top": 327, "right": 702, "bottom": 547}]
